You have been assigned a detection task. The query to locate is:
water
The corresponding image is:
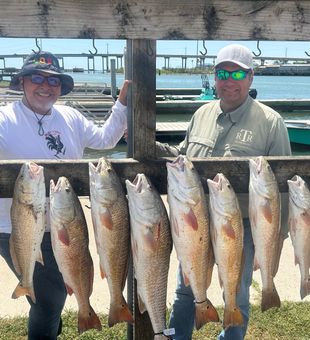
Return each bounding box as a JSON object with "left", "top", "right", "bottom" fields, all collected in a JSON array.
[
  {"left": 70, "top": 71, "right": 310, "bottom": 100},
  {"left": 70, "top": 72, "right": 310, "bottom": 159}
]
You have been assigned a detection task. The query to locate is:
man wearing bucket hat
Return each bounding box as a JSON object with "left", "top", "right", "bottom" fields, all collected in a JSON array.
[
  {"left": 0, "top": 51, "right": 130, "bottom": 339},
  {"left": 156, "top": 44, "right": 291, "bottom": 339}
]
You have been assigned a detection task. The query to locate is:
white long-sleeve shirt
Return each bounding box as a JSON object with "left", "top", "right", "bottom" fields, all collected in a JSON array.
[{"left": 0, "top": 99, "right": 127, "bottom": 232}]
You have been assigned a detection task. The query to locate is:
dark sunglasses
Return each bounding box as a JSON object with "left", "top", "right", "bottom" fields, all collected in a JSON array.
[
  {"left": 28, "top": 74, "right": 61, "bottom": 87},
  {"left": 215, "top": 69, "right": 250, "bottom": 81}
]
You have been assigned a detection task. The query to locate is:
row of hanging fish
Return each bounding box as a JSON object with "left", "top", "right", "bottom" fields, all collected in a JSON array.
[{"left": 9, "top": 155, "right": 309, "bottom": 337}]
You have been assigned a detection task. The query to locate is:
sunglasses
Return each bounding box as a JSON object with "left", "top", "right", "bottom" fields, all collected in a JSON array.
[
  {"left": 28, "top": 74, "right": 61, "bottom": 87},
  {"left": 215, "top": 69, "right": 250, "bottom": 81}
]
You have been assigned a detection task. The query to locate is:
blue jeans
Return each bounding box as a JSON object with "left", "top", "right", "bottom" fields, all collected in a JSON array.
[
  {"left": 169, "top": 219, "right": 254, "bottom": 340},
  {"left": 0, "top": 232, "right": 67, "bottom": 340}
]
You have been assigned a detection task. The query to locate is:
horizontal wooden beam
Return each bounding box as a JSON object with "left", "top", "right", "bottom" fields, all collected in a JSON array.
[
  {"left": 0, "top": 1, "right": 310, "bottom": 40},
  {"left": 0, "top": 156, "right": 309, "bottom": 197}
]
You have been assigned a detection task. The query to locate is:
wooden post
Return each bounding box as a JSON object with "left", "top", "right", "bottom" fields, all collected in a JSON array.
[
  {"left": 110, "top": 59, "right": 117, "bottom": 99},
  {"left": 126, "top": 39, "right": 157, "bottom": 339},
  {"left": 131, "top": 39, "right": 157, "bottom": 160}
]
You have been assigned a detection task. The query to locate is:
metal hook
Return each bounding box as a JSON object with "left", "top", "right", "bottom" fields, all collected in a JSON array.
[
  {"left": 252, "top": 40, "right": 261, "bottom": 57},
  {"left": 199, "top": 40, "right": 208, "bottom": 56},
  {"left": 32, "top": 38, "right": 41, "bottom": 54},
  {"left": 89, "top": 38, "right": 98, "bottom": 55}
]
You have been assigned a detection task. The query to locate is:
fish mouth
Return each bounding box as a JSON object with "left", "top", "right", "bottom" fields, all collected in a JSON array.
[
  {"left": 249, "top": 156, "right": 263, "bottom": 176},
  {"left": 96, "top": 157, "right": 112, "bottom": 173},
  {"left": 26, "top": 161, "right": 43, "bottom": 179},
  {"left": 128, "top": 173, "right": 151, "bottom": 194},
  {"left": 213, "top": 173, "right": 223, "bottom": 190},
  {"left": 53, "top": 177, "right": 70, "bottom": 192},
  {"left": 207, "top": 173, "right": 224, "bottom": 192},
  {"left": 287, "top": 175, "right": 302, "bottom": 189},
  {"left": 167, "top": 155, "right": 185, "bottom": 172}
]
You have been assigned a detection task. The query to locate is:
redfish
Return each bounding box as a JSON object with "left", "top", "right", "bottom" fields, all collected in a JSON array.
[
  {"left": 249, "top": 156, "right": 281, "bottom": 311},
  {"left": 167, "top": 155, "right": 219, "bottom": 330},
  {"left": 207, "top": 173, "right": 244, "bottom": 330},
  {"left": 50, "top": 177, "right": 101, "bottom": 334},
  {"left": 288, "top": 175, "right": 310, "bottom": 299}
]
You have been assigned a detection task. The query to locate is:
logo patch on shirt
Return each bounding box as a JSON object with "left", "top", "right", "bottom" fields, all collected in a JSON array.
[
  {"left": 45, "top": 132, "right": 66, "bottom": 158},
  {"left": 236, "top": 129, "right": 253, "bottom": 144}
]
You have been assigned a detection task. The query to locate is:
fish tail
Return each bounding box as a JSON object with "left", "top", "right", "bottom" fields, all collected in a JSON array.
[
  {"left": 108, "top": 298, "right": 134, "bottom": 327},
  {"left": 223, "top": 306, "right": 244, "bottom": 330},
  {"left": 261, "top": 287, "right": 281, "bottom": 312},
  {"left": 195, "top": 298, "right": 220, "bottom": 330},
  {"left": 300, "top": 279, "right": 310, "bottom": 299},
  {"left": 78, "top": 306, "right": 102, "bottom": 334},
  {"left": 12, "top": 283, "right": 36, "bottom": 304}
]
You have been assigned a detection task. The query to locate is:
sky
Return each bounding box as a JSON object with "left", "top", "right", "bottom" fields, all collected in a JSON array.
[{"left": 0, "top": 38, "right": 310, "bottom": 69}]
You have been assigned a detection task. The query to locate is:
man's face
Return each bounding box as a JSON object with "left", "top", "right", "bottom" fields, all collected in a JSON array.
[
  {"left": 21, "top": 72, "right": 61, "bottom": 114},
  {"left": 215, "top": 62, "right": 253, "bottom": 111}
]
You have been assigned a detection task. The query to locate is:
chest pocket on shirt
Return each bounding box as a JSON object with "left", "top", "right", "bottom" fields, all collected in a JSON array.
[
  {"left": 188, "top": 135, "right": 214, "bottom": 148},
  {"left": 187, "top": 135, "right": 214, "bottom": 157}
]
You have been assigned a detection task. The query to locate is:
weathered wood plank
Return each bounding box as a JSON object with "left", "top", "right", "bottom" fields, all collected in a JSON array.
[
  {"left": 0, "top": 1, "right": 310, "bottom": 40},
  {"left": 131, "top": 39, "right": 156, "bottom": 160},
  {"left": 0, "top": 157, "right": 309, "bottom": 198}
]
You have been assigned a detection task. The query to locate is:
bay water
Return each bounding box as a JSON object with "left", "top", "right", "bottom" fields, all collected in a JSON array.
[{"left": 69, "top": 72, "right": 310, "bottom": 159}]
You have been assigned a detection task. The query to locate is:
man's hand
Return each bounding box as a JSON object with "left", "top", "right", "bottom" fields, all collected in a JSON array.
[{"left": 118, "top": 80, "right": 132, "bottom": 106}]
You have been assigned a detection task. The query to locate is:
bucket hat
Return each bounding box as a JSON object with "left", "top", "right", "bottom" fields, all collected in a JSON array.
[
  {"left": 9, "top": 51, "right": 74, "bottom": 96},
  {"left": 215, "top": 44, "right": 253, "bottom": 70}
]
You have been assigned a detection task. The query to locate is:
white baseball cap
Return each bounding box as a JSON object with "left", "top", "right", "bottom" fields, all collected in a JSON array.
[{"left": 215, "top": 44, "right": 253, "bottom": 70}]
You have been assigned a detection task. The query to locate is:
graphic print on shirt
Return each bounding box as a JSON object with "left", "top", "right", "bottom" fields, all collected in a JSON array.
[
  {"left": 235, "top": 129, "right": 253, "bottom": 144},
  {"left": 45, "top": 131, "right": 66, "bottom": 158}
]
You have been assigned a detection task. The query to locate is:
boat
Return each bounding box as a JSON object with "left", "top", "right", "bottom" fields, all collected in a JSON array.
[{"left": 285, "top": 119, "right": 310, "bottom": 146}]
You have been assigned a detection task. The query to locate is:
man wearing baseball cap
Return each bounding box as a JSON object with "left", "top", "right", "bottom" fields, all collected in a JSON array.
[
  {"left": 156, "top": 44, "right": 291, "bottom": 339},
  {"left": 0, "top": 51, "right": 130, "bottom": 339}
]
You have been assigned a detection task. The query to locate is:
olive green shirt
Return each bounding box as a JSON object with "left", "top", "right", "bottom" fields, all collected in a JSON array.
[{"left": 157, "top": 96, "right": 292, "bottom": 233}]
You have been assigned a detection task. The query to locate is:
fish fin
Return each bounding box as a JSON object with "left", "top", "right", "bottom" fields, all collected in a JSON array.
[
  {"left": 65, "top": 283, "right": 74, "bottom": 296},
  {"left": 137, "top": 293, "right": 146, "bottom": 314},
  {"left": 237, "top": 251, "right": 245, "bottom": 293},
  {"left": 253, "top": 254, "right": 260, "bottom": 271},
  {"left": 206, "top": 247, "right": 215, "bottom": 290},
  {"left": 272, "top": 234, "right": 283, "bottom": 277},
  {"left": 78, "top": 306, "right": 102, "bottom": 334},
  {"left": 172, "top": 216, "right": 180, "bottom": 237},
  {"left": 195, "top": 298, "right": 220, "bottom": 330},
  {"left": 217, "top": 271, "right": 223, "bottom": 289},
  {"left": 36, "top": 250, "right": 44, "bottom": 266},
  {"left": 100, "top": 210, "right": 113, "bottom": 230},
  {"left": 223, "top": 306, "right": 243, "bottom": 330},
  {"left": 294, "top": 255, "right": 299, "bottom": 266},
  {"left": 302, "top": 211, "right": 310, "bottom": 225},
  {"left": 9, "top": 238, "right": 21, "bottom": 275},
  {"left": 261, "top": 286, "right": 281, "bottom": 312},
  {"left": 183, "top": 208, "right": 198, "bottom": 230},
  {"left": 12, "top": 283, "right": 36, "bottom": 304},
  {"left": 300, "top": 278, "right": 310, "bottom": 299},
  {"left": 58, "top": 226, "right": 70, "bottom": 246},
  {"left": 261, "top": 201, "right": 273, "bottom": 223},
  {"left": 108, "top": 296, "right": 134, "bottom": 327},
  {"left": 249, "top": 205, "right": 257, "bottom": 229},
  {"left": 100, "top": 265, "right": 106, "bottom": 280},
  {"left": 143, "top": 224, "right": 160, "bottom": 252},
  {"left": 183, "top": 271, "right": 190, "bottom": 287},
  {"left": 222, "top": 221, "right": 235, "bottom": 239}
]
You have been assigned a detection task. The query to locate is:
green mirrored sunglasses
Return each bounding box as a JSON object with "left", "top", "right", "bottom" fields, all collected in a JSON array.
[{"left": 215, "top": 69, "right": 250, "bottom": 81}]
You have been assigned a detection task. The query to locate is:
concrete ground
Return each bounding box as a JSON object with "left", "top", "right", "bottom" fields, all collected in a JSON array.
[{"left": 0, "top": 196, "right": 308, "bottom": 319}]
